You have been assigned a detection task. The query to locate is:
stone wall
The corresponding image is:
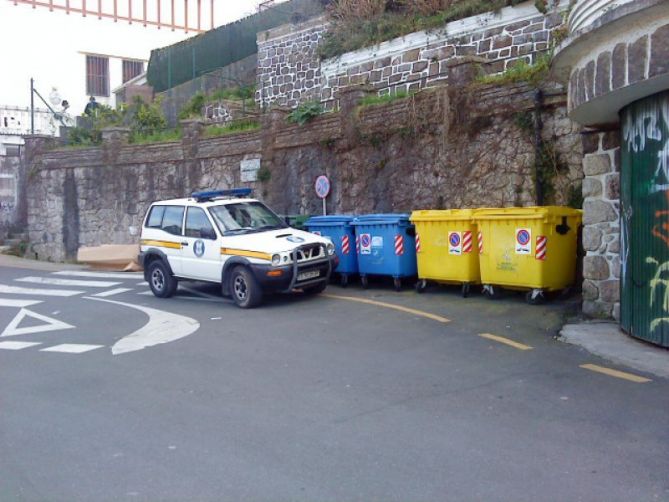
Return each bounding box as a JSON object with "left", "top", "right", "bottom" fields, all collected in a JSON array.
[
  {"left": 256, "top": 2, "right": 566, "bottom": 110},
  {"left": 0, "top": 147, "right": 21, "bottom": 234},
  {"left": 581, "top": 130, "right": 620, "bottom": 319},
  {"left": 25, "top": 74, "right": 583, "bottom": 262}
]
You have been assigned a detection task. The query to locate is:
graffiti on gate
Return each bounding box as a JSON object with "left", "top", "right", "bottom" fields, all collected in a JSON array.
[{"left": 646, "top": 257, "right": 669, "bottom": 331}]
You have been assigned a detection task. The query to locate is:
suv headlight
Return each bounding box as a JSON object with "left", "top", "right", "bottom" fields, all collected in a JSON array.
[
  {"left": 271, "top": 254, "right": 281, "bottom": 266},
  {"left": 326, "top": 242, "right": 335, "bottom": 256}
]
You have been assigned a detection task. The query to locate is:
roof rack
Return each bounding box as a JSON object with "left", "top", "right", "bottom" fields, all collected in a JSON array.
[{"left": 191, "top": 188, "right": 253, "bottom": 202}]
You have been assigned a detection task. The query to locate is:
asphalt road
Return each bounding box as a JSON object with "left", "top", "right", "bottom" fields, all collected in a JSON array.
[{"left": 0, "top": 263, "right": 667, "bottom": 501}]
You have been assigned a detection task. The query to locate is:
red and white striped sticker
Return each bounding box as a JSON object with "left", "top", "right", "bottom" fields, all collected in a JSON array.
[
  {"left": 394, "top": 235, "right": 405, "bottom": 255},
  {"left": 355, "top": 235, "right": 360, "bottom": 254},
  {"left": 341, "top": 235, "right": 350, "bottom": 255},
  {"left": 415, "top": 234, "right": 421, "bottom": 253},
  {"left": 462, "top": 231, "right": 473, "bottom": 254},
  {"left": 536, "top": 235, "right": 547, "bottom": 261},
  {"left": 478, "top": 231, "right": 483, "bottom": 254}
]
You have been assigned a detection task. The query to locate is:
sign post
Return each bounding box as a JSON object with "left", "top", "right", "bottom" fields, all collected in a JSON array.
[{"left": 314, "top": 175, "right": 330, "bottom": 215}]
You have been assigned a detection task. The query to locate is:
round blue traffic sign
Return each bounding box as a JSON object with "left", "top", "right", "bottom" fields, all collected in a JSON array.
[
  {"left": 449, "top": 232, "right": 461, "bottom": 247},
  {"left": 517, "top": 229, "right": 530, "bottom": 246},
  {"left": 315, "top": 175, "right": 331, "bottom": 199}
]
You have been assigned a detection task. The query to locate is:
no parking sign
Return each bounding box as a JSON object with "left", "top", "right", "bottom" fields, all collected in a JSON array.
[
  {"left": 448, "top": 231, "right": 462, "bottom": 255},
  {"left": 515, "top": 228, "right": 531, "bottom": 254}
]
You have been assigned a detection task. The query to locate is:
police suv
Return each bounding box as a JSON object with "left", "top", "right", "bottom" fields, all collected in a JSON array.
[{"left": 139, "top": 189, "right": 337, "bottom": 308}]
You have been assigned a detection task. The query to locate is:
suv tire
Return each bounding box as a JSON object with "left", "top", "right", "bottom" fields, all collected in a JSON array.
[
  {"left": 148, "top": 260, "right": 178, "bottom": 298},
  {"left": 230, "top": 266, "right": 263, "bottom": 308}
]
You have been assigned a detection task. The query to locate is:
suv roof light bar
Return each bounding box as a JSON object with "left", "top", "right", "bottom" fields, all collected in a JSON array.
[{"left": 191, "top": 188, "right": 253, "bottom": 202}]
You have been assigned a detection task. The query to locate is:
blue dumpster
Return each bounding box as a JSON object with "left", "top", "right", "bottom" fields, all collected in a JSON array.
[
  {"left": 351, "top": 214, "right": 417, "bottom": 291},
  {"left": 306, "top": 215, "right": 358, "bottom": 287}
]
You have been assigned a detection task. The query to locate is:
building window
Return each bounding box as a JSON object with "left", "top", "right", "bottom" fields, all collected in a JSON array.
[
  {"left": 122, "top": 60, "right": 144, "bottom": 84},
  {"left": 86, "top": 55, "right": 109, "bottom": 97}
]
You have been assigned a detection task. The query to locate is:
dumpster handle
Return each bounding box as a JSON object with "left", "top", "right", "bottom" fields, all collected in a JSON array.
[
  {"left": 406, "top": 227, "right": 416, "bottom": 237},
  {"left": 556, "top": 216, "right": 570, "bottom": 235}
]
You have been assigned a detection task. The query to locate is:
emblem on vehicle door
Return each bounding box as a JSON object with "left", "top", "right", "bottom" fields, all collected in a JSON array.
[{"left": 193, "top": 240, "right": 205, "bottom": 257}]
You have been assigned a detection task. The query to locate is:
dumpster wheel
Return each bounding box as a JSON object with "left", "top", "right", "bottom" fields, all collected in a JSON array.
[
  {"left": 461, "top": 283, "right": 471, "bottom": 298},
  {"left": 360, "top": 275, "right": 369, "bottom": 289},
  {"left": 340, "top": 274, "right": 349, "bottom": 288},
  {"left": 525, "top": 289, "right": 546, "bottom": 305},
  {"left": 482, "top": 285, "right": 502, "bottom": 300},
  {"left": 393, "top": 278, "right": 402, "bottom": 292},
  {"left": 415, "top": 279, "right": 427, "bottom": 294}
]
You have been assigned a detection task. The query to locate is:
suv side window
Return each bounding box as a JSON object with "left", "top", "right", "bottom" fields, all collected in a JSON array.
[
  {"left": 161, "top": 206, "right": 185, "bottom": 236},
  {"left": 145, "top": 205, "right": 165, "bottom": 228},
  {"left": 185, "top": 207, "right": 216, "bottom": 239}
]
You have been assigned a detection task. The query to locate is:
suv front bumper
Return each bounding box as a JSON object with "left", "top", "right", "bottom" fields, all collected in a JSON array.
[{"left": 250, "top": 254, "right": 338, "bottom": 292}]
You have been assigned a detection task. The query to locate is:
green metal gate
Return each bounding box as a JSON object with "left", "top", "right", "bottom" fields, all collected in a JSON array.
[{"left": 620, "top": 91, "right": 669, "bottom": 347}]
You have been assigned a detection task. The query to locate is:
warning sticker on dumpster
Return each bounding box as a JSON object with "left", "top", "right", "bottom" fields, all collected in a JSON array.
[
  {"left": 360, "top": 233, "right": 372, "bottom": 255},
  {"left": 515, "top": 228, "right": 532, "bottom": 254},
  {"left": 448, "top": 231, "right": 462, "bottom": 255}
]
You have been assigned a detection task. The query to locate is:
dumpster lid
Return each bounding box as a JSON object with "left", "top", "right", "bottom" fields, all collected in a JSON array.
[
  {"left": 351, "top": 213, "right": 412, "bottom": 225},
  {"left": 306, "top": 215, "right": 356, "bottom": 225},
  {"left": 473, "top": 206, "right": 583, "bottom": 220},
  {"left": 410, "top": 209, "right": 476, "bottom": 222}
]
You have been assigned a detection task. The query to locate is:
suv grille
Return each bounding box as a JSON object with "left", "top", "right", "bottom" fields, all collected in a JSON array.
[{"left": 296, "top": 244, "right": 324, "bottom": 262}]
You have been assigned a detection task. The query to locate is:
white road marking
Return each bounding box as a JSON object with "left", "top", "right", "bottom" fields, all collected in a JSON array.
[
  {"left": 0, "top": 298, "right": 43, "bottom": 308},
  {"left": 137, "top": 281, "right": 148, "bottom": 286},
  {"left": 53, "top": 271, "right": 143, "bottom": 279},
  {"left": 41, "top": 344, "right": 104, "bottom": 354},
  {"left": 16, "top": 276, "right": 121, "bottom": 288},
  {"left": 0, "top": 341, "right": 42, "bottom": 350},
  {"left": 85, "top": 297, "right": 200, "bottom": 355},
  {"left": 137, "top": 291, "right": 153, "bottom": 296},
  {"left": 0, "top": 284, "right": 84, "bottom": 297},
  {"left": 1, "top": 309, "right": 75, "bottom": 337},
  {"left": 93, "top": 288, "right": 133, "bottom": 297}
]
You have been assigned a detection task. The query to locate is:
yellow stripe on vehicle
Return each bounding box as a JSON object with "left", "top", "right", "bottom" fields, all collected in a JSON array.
[
  {"left": 220, "top": 248, "right": 272, "bottom": 261},
  {"left": 140, "top": 239, "right": 182, "bottom": 250}
]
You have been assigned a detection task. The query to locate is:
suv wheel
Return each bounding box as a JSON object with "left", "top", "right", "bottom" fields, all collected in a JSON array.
[
  {"left": 148, "top": 260, "right": 178, "bottom": 298},
  {"left": 230, "top": 266, "right": 263, "bottom": 308}
]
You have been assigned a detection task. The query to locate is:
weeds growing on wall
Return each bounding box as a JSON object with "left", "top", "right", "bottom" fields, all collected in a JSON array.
[
  {"left": 476, "top": 53, "right": 552, "bottom": 86},
  {"left": 204, "top": 120, "right": 261, "bottom": 138},
  {"left": 358, "top": 90, "right": 413, "bottom": 107},
  {"left": 179, "top": 86, "right": 256, "bottom": 120},
  {"left": 130, "top": 128, "right": 182, "bottom": 144},
  {"left": 287, "top": 101, "right": 324, "bottom": 125},
  {"left": 318, "top": 0, "right": 526, "bottom": 59}
]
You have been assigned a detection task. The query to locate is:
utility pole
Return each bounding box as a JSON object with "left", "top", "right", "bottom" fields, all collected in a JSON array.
[{"left": 30, "top": 78, "right": 35, "bottom": 135}]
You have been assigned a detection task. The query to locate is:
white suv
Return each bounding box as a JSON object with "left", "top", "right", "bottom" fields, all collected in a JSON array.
[{"left": 139, "top": 189, "right": 337, "bottom": 308}]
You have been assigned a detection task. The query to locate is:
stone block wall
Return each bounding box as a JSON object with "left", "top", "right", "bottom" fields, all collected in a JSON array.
[
  {"left": 581, "top": 131, "right": 621, "bottom": 319},
  {"left": 25, "top": 79, "right": 583, "bottom": 262},
  {"left": 256, "top": 17, "right": 327, "bottom": 109},
  {"left": 256, "top": 3, "right": 566, "bottom": 110}
]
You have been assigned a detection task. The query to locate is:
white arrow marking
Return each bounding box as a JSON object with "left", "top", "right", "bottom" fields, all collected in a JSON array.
[
  {"left": 1, "top": 308, "right": 75, "bottom": 337},
  {"left": 53, "top": 271, "right": 143, "bottom": 279},
  {"left": 41, "top": 343, "right": 103, "bottom": 354},
  {"left": 85, "top": 297, "right": 200, "bottom": 355},
  {"left": 0, "top": 341, "right": 42, "bottom": 350},
  {"left": 16, "top": 277, "right": 121, "bottom": 288},
  {"left": 0, "top": 298, "right": 43, "bottom": 308},
  {"left": 0, "top": 285, "right": 83, "bottom": 297}
]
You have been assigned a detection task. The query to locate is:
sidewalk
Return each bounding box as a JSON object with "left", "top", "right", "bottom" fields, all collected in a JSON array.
[
  {"left": 560, "top": 322, "right": 669, "bottom": 378},
  {"left": 0, "top": 254, "right": 86, "bottom": 272}
]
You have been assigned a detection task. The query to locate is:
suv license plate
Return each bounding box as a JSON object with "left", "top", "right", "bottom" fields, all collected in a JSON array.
[{"left": 298, "top": 270, "right": 320, "bottom": 281}]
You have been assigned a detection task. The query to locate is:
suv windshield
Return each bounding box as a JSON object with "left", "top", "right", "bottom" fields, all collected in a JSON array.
[{"left": 208, "top": 201, "right": 287, "bottom": 235}]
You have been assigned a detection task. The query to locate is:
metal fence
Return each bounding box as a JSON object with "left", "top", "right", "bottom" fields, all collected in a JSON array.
[{"left": 146, "top": 0, "right": 324, "bottom": 93}]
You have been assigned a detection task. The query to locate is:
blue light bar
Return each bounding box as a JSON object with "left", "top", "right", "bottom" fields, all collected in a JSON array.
[{"left": 191, "top": 188, "right": 253, "bottom": 202}]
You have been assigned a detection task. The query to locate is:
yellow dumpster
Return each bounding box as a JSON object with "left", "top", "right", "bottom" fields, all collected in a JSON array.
[
  {"left": 410, "top": 209, "right": 480, "bottom": 297},
  {"left": 473, "top": 206, "right": 582, "bottom": 303}
]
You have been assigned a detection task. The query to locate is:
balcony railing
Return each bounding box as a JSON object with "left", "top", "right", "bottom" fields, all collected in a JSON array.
[
  {"left": 0, "top": 106, "right": 58, "bottom": 136},
  {"left": 568, "top": 0, "right": 635, "bottom": 33}
]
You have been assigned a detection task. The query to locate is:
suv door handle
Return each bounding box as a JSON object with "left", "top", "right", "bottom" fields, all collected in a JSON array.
[{"left": 181, "top": 241, "right": 189, "bottom": 246}]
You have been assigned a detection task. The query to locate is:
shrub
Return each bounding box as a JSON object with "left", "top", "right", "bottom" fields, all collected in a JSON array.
[
  {"left": 204, "top": 119, "right": 260, "bottom": 137},
  {"left": 287, "top": 101, "right": 324, "bottom": 125}
]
